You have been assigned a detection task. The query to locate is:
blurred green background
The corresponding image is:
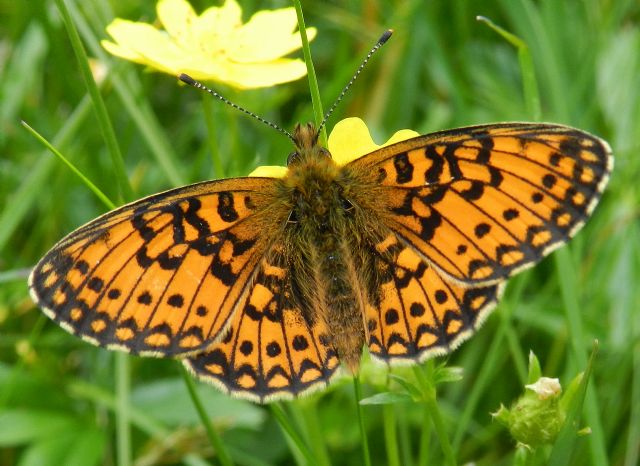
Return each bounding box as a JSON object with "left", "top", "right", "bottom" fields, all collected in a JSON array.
[{"left": 1, "top": 1, "right": 638, "bottom": 465}]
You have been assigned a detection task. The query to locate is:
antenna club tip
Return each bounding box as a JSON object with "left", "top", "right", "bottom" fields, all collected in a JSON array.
[
  {"left": 379, "top": 29, "right": 393, "bottom": 44},
  {"left": 178, "top": 73, "right": 196, "bottom": 85}
]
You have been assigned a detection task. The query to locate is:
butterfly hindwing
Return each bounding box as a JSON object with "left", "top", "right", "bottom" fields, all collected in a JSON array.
[
  {"left": 29, "top": 177, "right": 284, "bottom": 356},
  {"left": 366, "top": 233, "right": 503, "bottom": 362},
  {"left": 348, "top": 123, "right": 612, "bottom": 285},
  {"left": 184, "top": 245, "right": 341, "bottom": 402}
]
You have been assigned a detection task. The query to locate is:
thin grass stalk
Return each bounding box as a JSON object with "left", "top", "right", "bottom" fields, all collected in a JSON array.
[
  {"left": 292, "top": 0, "right": 326, "bottom": 146},
  {"left": 21, "top": 122, "right": 115, "bottom": 209},
  {"left": 299, "top": 400, "right": 331, "bottom": 466},
  {"left": 54, "top": 4, "right": 135, "bottom": 464},
  {"left": 0, "top": 90, "right": 94, "bottom": 252},
  {"left": 625, "top": 233, "right": 640, "bottom": 466},
  {"left": 353, "top": 376, "right": 372, "bottom": 466},
  {"left": 398, "top": 403, "right": 414, "bottom": 466},
  {"left": 65, "top": 0, "right": 185, "bottom": 186},
  {"left": 553, "top": 250, "right": 608, "bottom": 466},
  {"left": 55, "top": 0, "right": 133, "bottom": 202},
  {"left": 382, "top": 403, "right": 400, "bottom": 466},
  {"left": 270, "top": 402, "right": 316, "bottom": 465},
  {"left": 476, "top": 15, "right": 541, "bottom": 121},
  {"left": 68, "top": 381, "right": 211, "bottom": 466},
  {"left": 451, "top": 322, "right": 506, "bottom": 450},
  {"left": 115, "top": 352, "right": 131, "bottom": 466},
  {"left": 416, "top": 403, "right": 431, "bottom": 466},
  {"left": 413, "top": 365, "right": 456, "bottom": 466},
  {"left": 180, "top": 366, "right": 234, "bottom": 466}
]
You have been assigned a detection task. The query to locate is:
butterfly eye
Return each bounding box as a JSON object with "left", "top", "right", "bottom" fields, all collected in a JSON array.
[
  {"left": 341, "top": 197, "right": 355, "bottom": 212},
  {"left": 287, "top": 151, "right": 300, "bottom": 166},
  {"left": 287, "top": 209, "right": 299, "bottom": 224}
]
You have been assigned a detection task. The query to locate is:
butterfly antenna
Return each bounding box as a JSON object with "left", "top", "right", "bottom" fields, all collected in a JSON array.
[
  {"left": 178, "top": 74, "right": 295, "bottom": 142},
  {"left": 317, "top": 29, "right": 393, "bottom": 134}
]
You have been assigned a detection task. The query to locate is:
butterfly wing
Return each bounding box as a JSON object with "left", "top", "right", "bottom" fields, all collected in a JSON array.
[
  {"left": 184, "top": 244, "right": 341, "bottom": 402},
  {"left": 347, "top": 123, "right": 612, "bottom": 285},
  {"left": 29, "top": 177, "right": 286, "bottom": 357},
  {"left": 366, "top": 233, "right": 503, "bottom": 362}
]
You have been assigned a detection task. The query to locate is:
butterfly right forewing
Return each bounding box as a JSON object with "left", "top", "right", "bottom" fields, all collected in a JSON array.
[{"left": 347, "top": 123, "right": 612, "bottom": 285}]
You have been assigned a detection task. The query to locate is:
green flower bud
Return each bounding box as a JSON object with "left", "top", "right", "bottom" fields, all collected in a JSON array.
[{"left": 493, "top": 377, "right": 565, "bottom": 448}]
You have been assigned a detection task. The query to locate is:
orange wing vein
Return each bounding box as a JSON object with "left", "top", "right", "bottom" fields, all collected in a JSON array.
[
  {"left": 29, "top": 177, "right": 284, "bottom": 357},
  {"left": 348, "top": 123, "right": 612, "bottom": 285},
  {"left": 184, "top": 244, "right": 341, "bottom": 402}
]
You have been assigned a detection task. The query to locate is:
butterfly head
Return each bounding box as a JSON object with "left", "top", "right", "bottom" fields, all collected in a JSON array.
[{"left": 287, "top": 123, "right": 331, "bottom": 166}]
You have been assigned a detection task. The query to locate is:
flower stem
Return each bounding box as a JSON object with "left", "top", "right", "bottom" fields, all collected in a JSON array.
[{"left": 292, "top": 0, "right": 327, "bottom": 146}]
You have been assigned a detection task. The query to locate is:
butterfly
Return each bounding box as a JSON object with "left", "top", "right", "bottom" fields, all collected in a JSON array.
[{"left": 29, "top": 119, "right": 612, "bottom": 402}]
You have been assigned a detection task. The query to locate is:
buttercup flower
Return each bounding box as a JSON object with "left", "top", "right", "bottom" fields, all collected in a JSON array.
[
  {"left": 249, "top": 117, "right": 419, "bottom": 177},
  {"left": 102, "top": 0, "right": 316, "bottom": 89}
]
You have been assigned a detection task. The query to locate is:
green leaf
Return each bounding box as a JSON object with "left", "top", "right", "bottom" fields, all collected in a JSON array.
[
  {"left": 527, "top": 351, "right": 542, "bottom": 384},
  {"left": 0, "top": 410, "right": 77, "bottom": 446},
  {"left": 388, "top": 374, "right": 423, "bottom": 400},
  {"left": 16, "top": 428, "right": 104, "bottom": 466},
  {"left": 547, "top": 342, "right": 598, "bottom": 465},
  {"left": 359, "top": 392, "right": 414, "bottom": 405},
  {"left": 131, "top": 378, "right": 264, "bottom": 428},
  {"left": 433, "top": 365, "right": 464, "bottom": 385}
]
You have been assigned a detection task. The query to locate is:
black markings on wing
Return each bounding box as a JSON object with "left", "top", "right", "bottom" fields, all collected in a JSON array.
[
  {"left": 349, "top": 123, "right": 612, "bottom": 285},
  {"left": 28, "top": 178, "right": 281, "bottom": 356},
  {"left": 365, "top": 235, "right": 501, "bottom": 362},
  {"left": 184, "top": 247, "right": 340, "bottom": 402}
]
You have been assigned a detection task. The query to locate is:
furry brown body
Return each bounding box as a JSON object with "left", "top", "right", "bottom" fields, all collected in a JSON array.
[{"left": 278, "top": 124, "right": 381, "bottom": 371}]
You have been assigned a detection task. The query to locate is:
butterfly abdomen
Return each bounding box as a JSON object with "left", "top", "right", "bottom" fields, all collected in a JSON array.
[{"left": 282, "top": 157, "right": 370, "bottom": 371}]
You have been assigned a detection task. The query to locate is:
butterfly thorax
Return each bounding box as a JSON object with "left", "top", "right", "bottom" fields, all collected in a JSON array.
[{"left": 279, "top": 125, "right": 368, "bottom": 372}]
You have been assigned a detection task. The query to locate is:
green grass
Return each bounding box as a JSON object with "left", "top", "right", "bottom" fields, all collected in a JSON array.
[{"left": 1, "top": 0, "right": 639, "bottom": 465}]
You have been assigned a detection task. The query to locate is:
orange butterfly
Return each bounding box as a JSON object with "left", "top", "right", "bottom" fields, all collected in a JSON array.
[{"left": 29, "top": 116, "right": 611, "bottom": 402}]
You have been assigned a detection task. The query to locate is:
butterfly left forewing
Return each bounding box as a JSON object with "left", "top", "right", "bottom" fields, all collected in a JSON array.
[
  {"left": 29, "top": 177, "right": 285, "bottom": 356},
  {"left": 347, "top": 123, "right": 612, "bottom": 285}
]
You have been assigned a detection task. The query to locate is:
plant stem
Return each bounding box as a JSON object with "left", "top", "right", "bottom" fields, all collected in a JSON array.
[
  {"left": 180, "top": 366, "right": 233, "bottom": 466},
  {"left": 55, "top": 0, "right": 133, "bottom": 202},
  {"left": 353, "top": 376, "right": 372, "bottom": 466},
  {"left": 414, "top": 365, "right": 456, "bottom": 466},
  {"left": 115, "top": 352, "right": 131, "bottom": 466},
  {"left": 270, "top": 402, "right": 316, "bottom": 465}
]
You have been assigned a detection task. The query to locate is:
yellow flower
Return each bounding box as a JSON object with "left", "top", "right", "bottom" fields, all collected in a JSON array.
[
  {"left": 101, "top": 0, "right": 316, "bottom": 89},
  {"left": 248, "top": 117, "right": 419, "bottom": 177}
]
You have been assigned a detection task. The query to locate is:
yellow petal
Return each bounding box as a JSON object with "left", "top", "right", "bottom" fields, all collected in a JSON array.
[
  {"left": 101, "top": 39, "right": 144, "bottom": 62},
  {"left": 328, "top": 118, "right": 420, "bottom": 165},
  {"left": 248, "top": 165, "right": 288, "bottom": 178},
  {"left": 194, "top": 0, "right": 243, "bottom": 55},
  {"left": 157, "top": 0, "right": 197, "bottom": 48},
  {"left": 103, "top": 0, "right": 311, "bottom": 89},
  {"left": 183, "top": 58, "right": 308, "bottom": 89},
  {"left": 227, "top": 6, "right": 316, "bottom": 63}
]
